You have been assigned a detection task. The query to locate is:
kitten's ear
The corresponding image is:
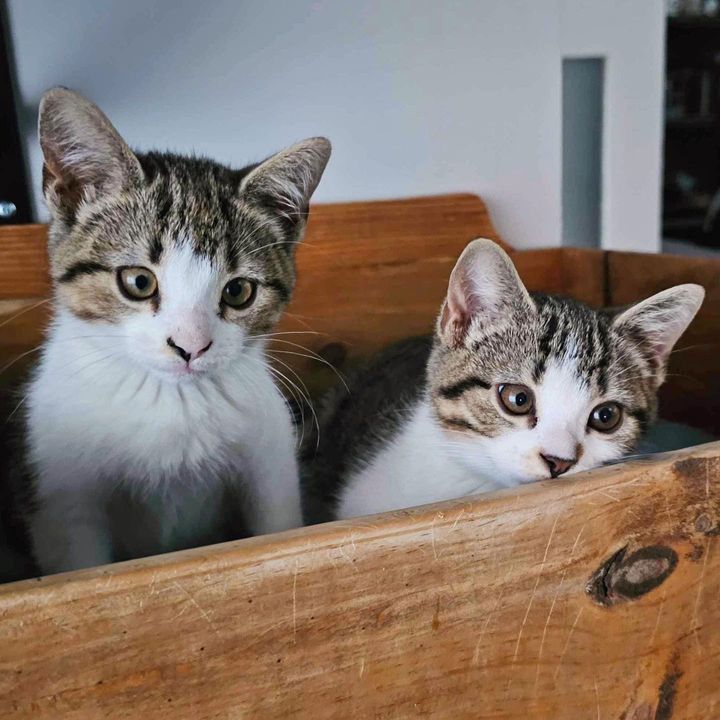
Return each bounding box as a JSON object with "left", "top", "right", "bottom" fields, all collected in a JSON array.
[
  {"left": 611, "top": 283, "right": 705, "bottom": 382},
  {"left": 238, "top": 138, "right": 331, "bottom": 233},
  {"left": 39, "top": 88, "right": 143, "bottom": 217},
  {"left": 439, "top": 238, "right": 534, "bottom": 347}
]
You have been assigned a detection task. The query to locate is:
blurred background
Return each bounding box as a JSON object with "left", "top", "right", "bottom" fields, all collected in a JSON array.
[{"left": 1, "top": 0, "right": 719, "bottom": 257}]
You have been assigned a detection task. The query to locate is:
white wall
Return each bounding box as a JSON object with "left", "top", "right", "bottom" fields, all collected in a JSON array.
[{"left": 6, "top": 0, "right": 664, "bottom": 251}]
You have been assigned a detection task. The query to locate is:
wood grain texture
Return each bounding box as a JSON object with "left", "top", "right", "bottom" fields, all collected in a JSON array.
[
  {"left": 0, "top": 225, "right": 49, "bottom": 299},
  {"left": 1, "top": 442, "right": 718, "bottom": 719},
  {"left": 606, "top": 250, "right": 720, "bottom": 436},
  {"left": 279, "top": 193, "right": 510, "bottom": 348}
]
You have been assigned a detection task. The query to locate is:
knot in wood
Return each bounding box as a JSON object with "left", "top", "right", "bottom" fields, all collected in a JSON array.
[{"left": 586, "top": 545, "right": 678, "bottom": 607}]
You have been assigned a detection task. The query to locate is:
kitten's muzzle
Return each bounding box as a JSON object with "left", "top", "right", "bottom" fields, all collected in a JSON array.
[
  {"left": 167, "top": 336, "right": 213, "bottom": 363},
  {"left": 540, "top": 453, "right": 576, "bottom": 478}
]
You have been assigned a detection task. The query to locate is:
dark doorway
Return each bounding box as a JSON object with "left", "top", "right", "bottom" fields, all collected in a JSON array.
[
  {"left": 0, "top": 1, "right": 32, "bottom": 225},
  {"left": 663, "top": 6, "right": 720, "bottom": 254}
]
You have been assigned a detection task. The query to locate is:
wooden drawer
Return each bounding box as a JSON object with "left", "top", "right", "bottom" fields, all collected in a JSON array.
[{"left": 0, "top": 194, "right": 718, "bottom": 719}]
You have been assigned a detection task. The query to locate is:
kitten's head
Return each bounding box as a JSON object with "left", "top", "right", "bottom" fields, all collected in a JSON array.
[
  {"left": 39, "top": 87, "right": 330, "bottom": 381},
  {"left": 429, "top": 239, "right": 704, "bottom": 486}
]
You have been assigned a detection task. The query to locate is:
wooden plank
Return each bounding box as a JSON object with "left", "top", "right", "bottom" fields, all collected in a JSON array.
[
  {"left": 0, "top": 225, "right": 49, "bottom": 299},
  {"left": 281, "top": 193, "right": 509, "bottom": 349},
  {"left": 559, "top": 247, "right": 607, "bottom": 307},
  {"left": 498, "top": 248, "right": 606, "bottom": 307},
  {"left": 0, "top": 441, "right": 718, "bottom": 719},
  {"left": 511, "top": 248, "right": 565, "bottom": 295},
  {"left": 606, "top": 250, "right": 720, "bottom": 436}
]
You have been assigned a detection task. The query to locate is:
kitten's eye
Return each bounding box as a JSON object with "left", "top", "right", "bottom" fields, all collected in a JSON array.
[
  {"left": 222, "top": 278, "right": 256, "bottom": 309},
  {"left": 497, "top": 384, "right": 535, "bottom": 415},
  {"left": 588, "top": 402, "right": 623, "bottom": 433},
  {"left": 118, "top": 267, "right": 158, "bottom": 300}
]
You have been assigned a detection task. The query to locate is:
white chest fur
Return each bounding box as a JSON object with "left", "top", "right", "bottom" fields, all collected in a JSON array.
[
  {"left": 338, "top": 401, "right": 499, "bottom": 519},
  {"left": 26, "top": 314, "right": 302, "bottom": 573}
]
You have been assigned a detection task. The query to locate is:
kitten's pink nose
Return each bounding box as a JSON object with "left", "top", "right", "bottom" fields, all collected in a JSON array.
[
  {"left": 167, "top": 336, "right": 213, "bottom": 363},
  {"left": 540, "top": 453, "right": 576, "bottom": 478}
]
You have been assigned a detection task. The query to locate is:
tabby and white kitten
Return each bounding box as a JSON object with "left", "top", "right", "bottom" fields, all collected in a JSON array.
[
  {"left": 303, "top": 239, "right": 704, "bottom": 522},
  {"left": 20, "top": 88, "right": 330, "bottom": 574}
]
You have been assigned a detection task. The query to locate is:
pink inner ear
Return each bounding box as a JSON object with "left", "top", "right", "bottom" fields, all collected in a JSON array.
[
  {"left": 440, "top": 273, "right": 477, "bottom": 347},
  {"left": 648, "top": 336, "right": 672, "bottom": 369}
]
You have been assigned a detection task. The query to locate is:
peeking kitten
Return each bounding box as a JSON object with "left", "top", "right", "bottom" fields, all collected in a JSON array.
[
  {"left": 302, "top": 239, "right": 704, "bottom": 522},
  {"left": 18, "top": 88, "right": 330, "bottom": 574}
]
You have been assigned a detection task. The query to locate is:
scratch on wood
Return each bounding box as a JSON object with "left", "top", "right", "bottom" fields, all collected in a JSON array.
[
  {"left": 472, "top": 568, "right": 512, "bottom": 668},
  {"left": 449, "top": 508, "right": 466, "bottom": 533},
  {"left": 513, "top": 514, "right": 559, "bottom": 662},
  {"left": 553, "top": 607, "right": 584, "bottom": 680},
  {"left": 172, "top": 581, "right": 220, "bottom": 637},
  {"left": 596, "top": 490, "right": 620, "bottom": 503},
  {"left": 690, "top": 536, "right": 711, "bottom": 654},
  {"left": 570, "top": 522, "right": 586, "bottom": 558},
  {"left": 430, "top": 512, "right": 444, "bottom": 560},
  {"left": 706, "top": 457, "right": 711, "bottom": 499},
  {"left": 535, "top": 514, "right": 587, "bottom": 687},
  {"left": 647, "top": 592, "right": 666, "bottom": 650},
  {"left": 594, "top": 675, "right": 601, "bottom": 720},
  {"left": 663, "top": 492, "right": 673, "bottom": 525},
  {"left": 337, "top": 541, "right": 360, "bottom": 573},
  {"left": 293, "top": 560, "right": 299, "bottom": 644},
  {"left": 359, "top": 658, "right": 365, "bottom": 678},
  {"left": 534, "top": 569, "right": 566, "bottom": 689}
]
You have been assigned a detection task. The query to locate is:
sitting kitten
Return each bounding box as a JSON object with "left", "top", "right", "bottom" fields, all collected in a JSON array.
[
  {"left": 302, "top": 239, "right": 704, "bottom": 522},
  {"left": 14, "top": 88, "right": 330, "bottom": 574}
]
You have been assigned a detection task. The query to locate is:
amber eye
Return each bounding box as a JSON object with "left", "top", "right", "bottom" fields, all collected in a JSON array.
[
  {"left": 497, "top": 384, "right": 535, "bottom": 416},
  {"left": 221, "top": 278, "right": 256, "bottom": 309},
  {"left": 117, "top": 267, "right": 158, "bottom": 300},
  {"left": 588, "top": 402, "right": 623, "bottom": 433}
]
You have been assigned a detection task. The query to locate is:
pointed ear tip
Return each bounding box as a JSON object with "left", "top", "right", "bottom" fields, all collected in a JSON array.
[
  {"left": 465, "top": 237, "right": 511, "bottom": 261},
  {"left": 683, "top": 282, "right": 705, "bottom": 300},
  {"left": 302, "top": 136, "right": 332, "bottom": 160},
  {"left": 39, "top": 88, "right": 90, "bottom": 130},
  {"left": 671, "top": 283, "right": 706, "bottom": 311},
  {"left": 40, "top": 86, "right": 79, "bottom": 108}
]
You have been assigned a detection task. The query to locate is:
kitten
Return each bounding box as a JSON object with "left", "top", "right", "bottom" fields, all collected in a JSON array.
[
  {"left": 302, "top": 239, "right": 704, "bottom": 522},
  {"left": 13, "top": 88, "right": 330, "bottom": 575}
]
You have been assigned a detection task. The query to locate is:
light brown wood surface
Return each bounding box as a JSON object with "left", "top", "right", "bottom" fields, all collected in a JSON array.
[
  {"left": 0, "top": 224, "right": 50, "bottom": 300},
  {"left": 1, "top": 442, "right": 718, "bottom": 718}
]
